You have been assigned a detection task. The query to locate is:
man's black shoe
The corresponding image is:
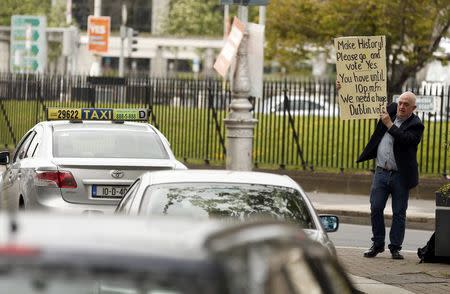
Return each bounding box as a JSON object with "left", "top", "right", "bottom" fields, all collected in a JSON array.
[
  {"left": 363, "top": 245, "right": 385, "bottom": 258},
  {"left": 391, "top": 250, "right": 404, "bottom": 260}
]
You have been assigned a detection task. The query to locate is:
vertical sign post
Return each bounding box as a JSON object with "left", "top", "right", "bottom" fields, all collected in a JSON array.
[
  {"left": 118, "top": 4, "right": 127, "bottom": 77},
  {"left": 10, "top": 15, "right": 47, "bottom": 73}
]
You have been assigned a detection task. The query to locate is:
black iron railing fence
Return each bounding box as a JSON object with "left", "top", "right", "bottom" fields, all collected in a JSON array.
[{"left": 0, "top": 73, "right": 448, "bottom": 176}]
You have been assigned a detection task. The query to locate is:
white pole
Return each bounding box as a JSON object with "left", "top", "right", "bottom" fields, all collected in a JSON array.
[
  {"left": 94, "top": 0, "right": 101, "bottom": 16},
  {"left": 65, "top": 0, "right": 73, "bottom": 74},
  {"left": 90, "top": 0, "right": 102, "bottom": 76},
  {"left": 259, "top": 6, "right": 266, "bottom": 25},
  {"left": 238, "top": 5, "right": 248, "bottom": 24},
  {"left": 119, "top": 4, "right": 127, "bottom": 77},
  {"left": 66, "top": 0, "right": 72, "bottom": 24},
  {"left": 224, "top": 5, "right": 229, "bottom": 38}
]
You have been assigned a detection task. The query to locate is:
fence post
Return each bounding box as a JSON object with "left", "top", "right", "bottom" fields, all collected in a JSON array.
[
  {"left": 281, "top": 79, "right": 287, "bottom": 169},
  {"left": 35, "top": 75, "right": 41, "bottom": 124},
  {"left": 208, "top": 81, "right": 226, "bottom": 160},
  {"left": 146, "top": 78, "right": 158, "bottom": 129}
]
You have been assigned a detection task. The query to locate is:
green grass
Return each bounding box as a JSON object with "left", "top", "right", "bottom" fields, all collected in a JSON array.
[{"left": 0, "top": 100, "right": 448, "bottom": 175}]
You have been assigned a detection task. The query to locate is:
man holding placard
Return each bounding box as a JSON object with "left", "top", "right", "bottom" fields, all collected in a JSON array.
[{"left": 336, "top": 36, "right": 424, "bottom": 260}]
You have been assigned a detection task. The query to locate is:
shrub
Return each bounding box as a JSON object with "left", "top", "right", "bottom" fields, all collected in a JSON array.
[{"left": 437, "top": 182, "right": 450, "bottom": 197}]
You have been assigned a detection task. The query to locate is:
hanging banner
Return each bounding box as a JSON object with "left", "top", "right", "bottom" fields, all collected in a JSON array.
[
  {"left": 334, "top": 35, "right": 387, "bottom": 120},
  {"left": 214, "top": 17, "right": 245, "bottom": 78}
]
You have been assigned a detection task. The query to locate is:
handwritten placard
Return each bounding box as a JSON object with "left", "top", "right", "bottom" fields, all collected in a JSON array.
[{"left": 335, "top": 36, "right": 387, "bottom": 120}]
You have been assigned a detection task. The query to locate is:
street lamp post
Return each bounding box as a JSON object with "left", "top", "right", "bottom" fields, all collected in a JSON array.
[
  {"left": 221, "top": 0, "right": 268, "bottom": 171},
  {"left": 223, "top": 5, "right": 257, "bottom": 171}
]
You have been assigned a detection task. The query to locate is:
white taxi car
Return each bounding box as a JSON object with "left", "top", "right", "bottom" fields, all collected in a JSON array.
[{"left": 0, "top": 108, "right": 186, "bottom": 213}]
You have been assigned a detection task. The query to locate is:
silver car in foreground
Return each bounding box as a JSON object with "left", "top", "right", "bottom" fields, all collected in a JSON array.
[
  {"left": 0, "top": 119, "right": 186, "bottom": 213},
  {"left": 0, "top": 212, "right": 356, "bottom": 294},
  {"left": 116, "top": 169, "right": 340, "bottom": 255}
]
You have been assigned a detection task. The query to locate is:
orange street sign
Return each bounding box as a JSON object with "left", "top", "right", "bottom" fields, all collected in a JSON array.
[{"left": 87, "top": 16, "right": 110, "bottom": 53}]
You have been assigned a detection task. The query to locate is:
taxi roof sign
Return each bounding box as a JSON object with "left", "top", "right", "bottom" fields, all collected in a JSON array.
[{"left": 46, "top": 108, "right": 150, "bottom": 121}]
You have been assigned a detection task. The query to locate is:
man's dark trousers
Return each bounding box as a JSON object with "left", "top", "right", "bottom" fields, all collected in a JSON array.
[{"left": 370, "top": 167, "right": 409, "bottom": 251}]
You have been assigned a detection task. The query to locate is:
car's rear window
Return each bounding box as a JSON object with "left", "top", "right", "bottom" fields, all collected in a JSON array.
[
  {"left": 141, "top": 183, "right": 315, "bottom": 229},
  {"left": 53, "top": 129, "right": 169, "bottom": 159}
]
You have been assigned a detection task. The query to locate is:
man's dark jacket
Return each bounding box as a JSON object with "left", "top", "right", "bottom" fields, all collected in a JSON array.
[{"left": 356, "top": 102, "right": 424, "bottom": 189}]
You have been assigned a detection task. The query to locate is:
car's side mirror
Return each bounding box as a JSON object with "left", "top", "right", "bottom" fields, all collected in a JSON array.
[
  {"left": 319, "top": 215, "right": 339, "bottom": 233},
  {"left": 0, "top": 151, "right": 10, "bottom": 165}
]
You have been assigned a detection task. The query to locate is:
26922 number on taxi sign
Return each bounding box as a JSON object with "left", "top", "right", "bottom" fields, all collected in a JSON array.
[{"left": 46, "top": 108, "right": 150, "bottom": 121}]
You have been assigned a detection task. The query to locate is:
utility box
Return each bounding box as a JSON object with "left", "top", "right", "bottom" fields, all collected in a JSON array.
[{"left": 435, "top": 192, "right": 450, "bottom": 257}]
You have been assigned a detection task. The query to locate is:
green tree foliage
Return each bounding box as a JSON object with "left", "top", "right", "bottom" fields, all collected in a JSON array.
[
  {"left": 266, "top": 0, "right": 450, "bottom": 94},
  {"left": 47, "top": 1, "right": 69, "bottom": 67},
  {"left": 1, "top": 0, "right": 70, "bottom": 69},
  {"left": 1, "top": 0, "right": 67, "bottom": 27},
  {"left": 48, "top": 1, "right": 68, "bottom": 27},
  {"left": 0, "top": 0, "right": 51, "bottom": 25},
  {"left": 162, "top": 1, "right": 261, "bottom": 37},
  {"left": 163, "top": 0, "right": 223, "bottom": 36}
]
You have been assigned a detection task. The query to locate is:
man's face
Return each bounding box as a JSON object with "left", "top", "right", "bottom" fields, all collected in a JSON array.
[{"left": 397, "top": 94, "right": 416, "bottom": 119}]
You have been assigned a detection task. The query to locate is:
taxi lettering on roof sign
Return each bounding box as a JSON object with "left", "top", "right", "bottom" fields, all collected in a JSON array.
[{"left": 46, "top": 108, "right": 149, "bottom": 121}]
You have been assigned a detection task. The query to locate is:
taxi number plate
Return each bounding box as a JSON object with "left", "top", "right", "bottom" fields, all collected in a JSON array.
[{"left": 92, "top": 185, "right": 128, "bottom": 198}]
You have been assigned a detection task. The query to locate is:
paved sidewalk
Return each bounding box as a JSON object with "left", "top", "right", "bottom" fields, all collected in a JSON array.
[
  {"left": 338, "top": 247, "right": 450, "bottom": 294},
  {"left": 308, "top": 191, "right": 435, "bottom": 230},
  {"left": 307, "top": 192, "right": 449, "bottom": 293}
]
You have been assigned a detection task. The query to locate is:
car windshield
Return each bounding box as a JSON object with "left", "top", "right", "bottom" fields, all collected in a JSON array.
[
  {"left": 141, "top": 183, "right": 315, "bottom": 229},
  {"left": 53, "top": 129, "right": 169, "bottom": 159}
]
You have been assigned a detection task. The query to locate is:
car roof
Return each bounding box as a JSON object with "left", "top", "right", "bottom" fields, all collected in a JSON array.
[
  {"left": 0, "top": 213, "right": 213, "bottom": 261},
  {"left": 38, "top": 120, "right": 157, "bottom": 133},
  {"left": 0, "top": 213, "right": 306, "bottom": 261},
  {"left": 0, "top": 214, "right": 327, "bottom": 292},
  {"left": 143, "top": 169, "right": 300, "bottom": 189}
]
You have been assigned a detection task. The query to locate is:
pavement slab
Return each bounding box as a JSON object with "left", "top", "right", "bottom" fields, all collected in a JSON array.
[
  {"left": 337, "top": 247, "right": 450, "bottom": 294},
  {"left": 349, "top": 274, "right": 414, "bottom": 294}
]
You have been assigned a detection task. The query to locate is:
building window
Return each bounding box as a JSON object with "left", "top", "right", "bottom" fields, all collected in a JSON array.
[{"left": 72, "top": 0, "right": 152, "bottom": 32}]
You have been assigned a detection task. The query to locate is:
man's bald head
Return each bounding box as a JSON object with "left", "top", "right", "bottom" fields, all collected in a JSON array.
[{"left": 397, "top": 91, "right": 417, "bottom": 119}]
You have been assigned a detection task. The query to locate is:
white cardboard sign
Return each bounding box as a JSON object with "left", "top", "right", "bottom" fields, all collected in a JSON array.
[
  {"left": 214, "top": 17, "right": 245, "bottom": 78},
  {"left": 335, "top": 36, "right": 387, "bottom": 120}
]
